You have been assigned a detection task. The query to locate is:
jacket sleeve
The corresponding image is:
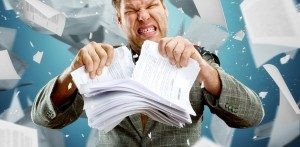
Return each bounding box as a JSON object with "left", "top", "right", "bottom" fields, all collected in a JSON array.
[
  {"left": 200, "top": 51, "right": 265, "bottom": 128},
  {"left": 31, "top": 76, "right": 84, "bottom": 129}
]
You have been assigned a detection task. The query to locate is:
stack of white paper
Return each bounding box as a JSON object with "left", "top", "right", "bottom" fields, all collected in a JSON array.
[
  {"left": 241, "top": 0, "right": 300, "bottom": 67},
  {"left": 0, "top": 120, "right": 38, "bottom": 147},
  {"left": 71, "top": 40, "right": 200, "bottom": 132}
]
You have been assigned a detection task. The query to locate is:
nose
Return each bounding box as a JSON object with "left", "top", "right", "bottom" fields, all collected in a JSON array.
[{"left": 138, "top": 9, "right": 150, "bottom": 21}]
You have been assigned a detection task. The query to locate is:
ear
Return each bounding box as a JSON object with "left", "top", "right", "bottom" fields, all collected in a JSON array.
[{"left": 115, "top": 12, "right": 122, "bottom": 25}]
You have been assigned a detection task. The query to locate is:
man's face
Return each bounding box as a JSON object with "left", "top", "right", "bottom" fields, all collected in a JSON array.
[{"left": 117, "top": 0, "right": 168, "bottom": 51}]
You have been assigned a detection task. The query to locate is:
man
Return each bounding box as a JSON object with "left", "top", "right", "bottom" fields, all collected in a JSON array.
[{"left": 31, "top": 0, "right": 264, "bottom": 146}]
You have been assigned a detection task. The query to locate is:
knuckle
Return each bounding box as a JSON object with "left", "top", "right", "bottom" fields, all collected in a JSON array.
[
  {"left": 173, "top": 50, "right": 181, "bottom": 55},
  {"left": 165, "top": 44, "right": 173, "bottom": 52}
]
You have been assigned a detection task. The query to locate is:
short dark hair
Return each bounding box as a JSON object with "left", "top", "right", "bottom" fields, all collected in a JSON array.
[{"left": 112, "top": 0, "right": 164, "bottom": 12}]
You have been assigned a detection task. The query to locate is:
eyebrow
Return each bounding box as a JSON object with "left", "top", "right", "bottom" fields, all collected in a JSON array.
[{"left": 124, "top": 0, "right": 157, "bottom": 10}]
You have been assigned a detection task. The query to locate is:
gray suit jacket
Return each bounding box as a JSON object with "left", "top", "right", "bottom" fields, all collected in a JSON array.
[{"left": 31, "top": 51, "right": 264, "bottom": 147}]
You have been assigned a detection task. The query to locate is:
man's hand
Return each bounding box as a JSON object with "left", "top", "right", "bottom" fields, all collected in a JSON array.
[
  {"left": 158, "top": 36, "right": 200, "bottom": 68},
  {"left": 51, "top": 42, "right": 114, "bottom": 107},
  {"left": 71, "top": 42, "right": 114, "bottom": 78},
  {"left": 158, "top": 36, "right": 221, "bottom": 97}
]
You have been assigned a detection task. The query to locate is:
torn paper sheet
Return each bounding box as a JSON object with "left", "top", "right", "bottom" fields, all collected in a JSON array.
[
  {"left": 0, "top": 120, "right": 38, "bottom": 147},
  {"left": 210, "top": 114, "right": 235, "bottom": 147},
  {"left": 241, "top": 0, "right": 300, "bottom": 48},
  {"left": 0, "top": 89, "right": 25, "bottom": 123},
  {"left": 184, "top": 16, "right": 228, "bottom": 52},
  {"left": 280, "top": 54, "right": 291, "bottom": 64},
  {"left": 33, "top": 51, "right": 43, "bottom": 64},
  {"left": 0, "top": 50, "right": 20, "bottom": 80},
  {"left": 193, "top": 0, "right": 227, "bottom": 29},
  {"left": 253, "top": 121, "right": 273, "bottom": 140},
  {"left": 259, "top": 91, "right": 268, "bottom": 99},
  {"left": 0, "top": 27, "right": 17, "bottom": 51},
  {"left": 192, "top": 137, "right": 222, "bottom": 147},
  {"left": 20, "top": 0, "right": 66, "bottom": 36},
  {"left": 233, "top": 30, "right": 245, "bottom": 41},
  {"left": 263, "top": 64, "right": 300, "bottom": 147}
]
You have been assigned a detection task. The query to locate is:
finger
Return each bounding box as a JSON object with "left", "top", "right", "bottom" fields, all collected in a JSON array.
[
  {"left": 100, "top": 43, "right": 114, "bottom": 66},
  {"left": 179, "top": 43, "right": 196, "bottom": 67},
  {"left": 165, "top": 39, "right": 178, "bottom": 65},
  {"left": 87, "top": 43, "right": 101, "bottom": 70},
  {"left": 92, "top": 42, "right": 107, "bottom": 75},
  {"left": 173, "top": 42, "right": 185, "bottom": 67},
  {"left": 158, "top": 38, "right": 171, "bottom": 57},
  {"left": 81, "top": 48, "right": 94, "bottom": 73}
]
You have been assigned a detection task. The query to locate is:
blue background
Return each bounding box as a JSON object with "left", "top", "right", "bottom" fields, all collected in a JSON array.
[{"left": 0, "top": 0, "right": 299, "bottom": 146}]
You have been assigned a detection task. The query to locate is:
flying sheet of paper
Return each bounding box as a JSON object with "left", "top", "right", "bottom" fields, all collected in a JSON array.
[
  {"left": 248, "top": 42, "right": 298, "bottom": 67},
  {"left": 48, "top": 0, "right": 91, "bottom": 9},
  {"left": 21, "top": 0, "right": 66, "bottom": 36},
  {"left": 99, "top": 1, "right": 126, "bottom": 38},
  {"left": 253, "top": 121, "right": 273, "bottom": 140},
  {"left": 86, "top": 129, "right": 98, "bottom": 147},
  {"left": 210, "top": 114, "right": 235, "bottom": 147},
  {"left": 15, "top": 108, "right": 66, "bottom": 147},
  {"left": 61, "top": 5, "right": 104, "bottom": 35},
  {"left": 0, "top": 120, "right": 38, "bottom": 147},
  {"left": 169, "top": 0, "right": 199, "bottom": 17},
  {"left": 193, "top": 0, "right": 227, "bottom": 29},
  {"left": 192, "top": 137, "right": 222, "bottom": 147},
  {"left": 241, "top": 0, "right": 300, "bottom": 48},
  {"left": 0, "top": 89, "right": 25, "bottom": 123},
  {"left": 184, "top": 16, "right": 228, "bottom": 52},
  {"left": 0, "top": 27, "right": 17, "bottom": 51},
  {"left": 2, "top": 0, "right": 13, "bottom": 10},
  {"left": 0, "top": 50, "right": 20, "bottom": 80},
  {"left": 263, "top": 64, "right": 300, "bottom": 147},
  {"left": 241, "top": 0, "right": 300, "bottom": 67}
]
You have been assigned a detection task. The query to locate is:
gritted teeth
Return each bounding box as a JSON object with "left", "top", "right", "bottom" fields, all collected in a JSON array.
[{"left": 138, "top": 26, "right": 156, "bottom": 34}]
